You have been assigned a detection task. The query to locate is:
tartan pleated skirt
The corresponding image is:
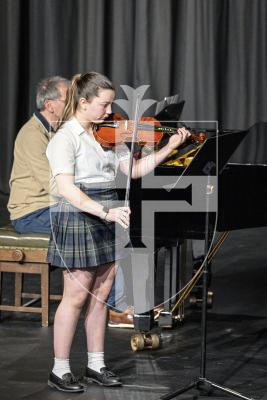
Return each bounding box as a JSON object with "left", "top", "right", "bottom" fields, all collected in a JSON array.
[{"left": 47, "top": 183, "right": 130, "bottom": 269}]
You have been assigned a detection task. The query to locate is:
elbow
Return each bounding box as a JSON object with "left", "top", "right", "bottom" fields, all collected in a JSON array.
[
  {"left": 50, "top": 186, "right": 61, "bottom": 200},
  {"left": 56, "top": 185, "right": 69, "bottom": 199}
]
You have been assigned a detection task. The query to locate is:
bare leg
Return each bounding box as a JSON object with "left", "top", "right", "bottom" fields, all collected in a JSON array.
[
  {"left": 84, "top": 262, "right": 116, "bottom": 352},
  {"left": 54, "top": 269, "right": 96, "bottom": 358}
]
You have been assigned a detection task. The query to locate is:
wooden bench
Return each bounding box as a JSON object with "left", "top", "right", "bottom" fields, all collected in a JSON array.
[{"left": 0, "top": 225, "right": 62, "bottom": 327}]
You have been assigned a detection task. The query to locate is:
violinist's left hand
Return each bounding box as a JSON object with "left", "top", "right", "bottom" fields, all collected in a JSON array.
[{"left": 166, "top": 127, "right": 191, "bottom": 151}]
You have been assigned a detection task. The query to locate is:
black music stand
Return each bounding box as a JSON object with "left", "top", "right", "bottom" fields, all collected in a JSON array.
[{"left": 160, "top": 129, "right": 255, "bottom": 400}]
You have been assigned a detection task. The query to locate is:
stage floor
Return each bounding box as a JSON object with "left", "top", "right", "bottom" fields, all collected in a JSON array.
[{"left": 0, "top": 192, "right": 267, "bottom": 400}]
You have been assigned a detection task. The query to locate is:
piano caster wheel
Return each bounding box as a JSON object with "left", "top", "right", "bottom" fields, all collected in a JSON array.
[
  {"left": 151, "top": 333, "right": 160, "bottom": 349},
  {"left": 131, "top": 332, "right": 160, "bottom": 351},
  {"left": 189, "top": 290, "right": 214, "bottom": 308},
  {"left": 131, "top": 333, "right": 144, "bottom": 351}
]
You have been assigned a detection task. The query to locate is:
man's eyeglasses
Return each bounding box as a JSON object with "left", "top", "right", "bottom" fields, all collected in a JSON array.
[
  {"left": 48, "top": 98, "right": 66, "bottom": 104},
  {"left": 55, "top": 98, "right": 66, "bottom": 104}
]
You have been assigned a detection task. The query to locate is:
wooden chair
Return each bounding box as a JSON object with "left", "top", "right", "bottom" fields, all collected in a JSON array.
[{"left": 0, "top": 225, "right": 62, "bottom": 327}]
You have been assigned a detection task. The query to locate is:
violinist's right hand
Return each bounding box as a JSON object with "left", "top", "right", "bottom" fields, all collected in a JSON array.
[{"left": 105, "top": 206, "right": 131, "bottom": 229}]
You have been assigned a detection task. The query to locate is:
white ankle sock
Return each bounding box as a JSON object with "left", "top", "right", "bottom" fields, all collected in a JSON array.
[
  {"left": 87, "top": 352, "right": 105, "bottom": 373},
  {"left": 52, "top": 358, "right": 71, "bottom": 379}
]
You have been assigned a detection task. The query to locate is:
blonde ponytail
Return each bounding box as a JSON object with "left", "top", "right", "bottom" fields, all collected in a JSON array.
[{"left": 58, "top": 74, "right": 81, "bottom": 129}]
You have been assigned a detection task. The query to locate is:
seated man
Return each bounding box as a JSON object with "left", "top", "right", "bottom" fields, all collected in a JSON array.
[{"left": 7, "top": 76, "right": 69, "bottom": 233}]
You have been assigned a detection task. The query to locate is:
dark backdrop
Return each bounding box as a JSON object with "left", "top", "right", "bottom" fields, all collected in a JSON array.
[{"left": 1, "top": 0, "right": 267, "bottom": 194}]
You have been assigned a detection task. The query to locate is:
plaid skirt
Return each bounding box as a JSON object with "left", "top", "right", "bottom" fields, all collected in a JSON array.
[{"left": 47, "top": 183, "right": 130, "bottom": 269}]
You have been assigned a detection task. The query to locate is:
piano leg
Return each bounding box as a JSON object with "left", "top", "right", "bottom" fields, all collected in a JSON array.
[
  {"left": 130, "top": 250, "right": 161, "bottom": 351},
  {"left": 158, "top": 241, "right": 187, "bottom": 328},
  {"left": 130, "top": 239, "right": 187, "bottom": 351}
]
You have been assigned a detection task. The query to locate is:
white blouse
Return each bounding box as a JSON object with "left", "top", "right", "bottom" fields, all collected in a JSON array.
[{"left": 46, "top": 117, "right": 130, "bottom": 184}]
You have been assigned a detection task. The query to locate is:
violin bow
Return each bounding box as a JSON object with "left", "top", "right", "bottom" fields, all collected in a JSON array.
[{"left": 124, "top": 94, "right": 141, "bottom": 208}]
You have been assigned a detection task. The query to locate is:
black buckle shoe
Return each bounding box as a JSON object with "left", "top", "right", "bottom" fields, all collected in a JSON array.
[
  {"left": 85, "top": 367, "right": 122, "bottom": 386},
  {"left": 48, "top": 372, "right": 85, "bottom": 392}
]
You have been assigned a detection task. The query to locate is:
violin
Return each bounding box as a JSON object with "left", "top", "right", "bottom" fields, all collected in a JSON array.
[{"left": 93, "top": 113, "right": 206, "bottom": 148}]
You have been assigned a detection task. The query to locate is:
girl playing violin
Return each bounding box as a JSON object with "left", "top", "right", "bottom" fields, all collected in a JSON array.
[{"left": 46, "top": 71, "right": 190, "bottom": 392}]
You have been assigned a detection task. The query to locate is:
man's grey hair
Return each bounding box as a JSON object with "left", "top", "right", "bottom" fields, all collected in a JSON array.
[{"left": 36, "top": 76, "right": 70, "bottom": 111}]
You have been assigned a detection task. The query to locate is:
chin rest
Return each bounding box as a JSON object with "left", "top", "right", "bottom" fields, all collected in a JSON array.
[{"left": 0, "top": 224, "right": 61, "bottom": 327}]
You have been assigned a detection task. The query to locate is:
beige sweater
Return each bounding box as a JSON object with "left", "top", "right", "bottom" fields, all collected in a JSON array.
[{"left": 8, "top": 114, "right": 59, "bottom": 220}]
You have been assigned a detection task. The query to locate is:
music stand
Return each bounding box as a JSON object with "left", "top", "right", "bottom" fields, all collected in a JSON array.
[{"left": 160, "top": 129, "right": 255, "bottom": 400}]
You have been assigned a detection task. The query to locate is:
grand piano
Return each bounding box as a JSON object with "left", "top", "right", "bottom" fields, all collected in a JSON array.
[
  {"left": 129, "top": 121, "right": 267, "bottom": 238},
  {"left": 125, "top": 121, "right": 267, "bottom": 344}
]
